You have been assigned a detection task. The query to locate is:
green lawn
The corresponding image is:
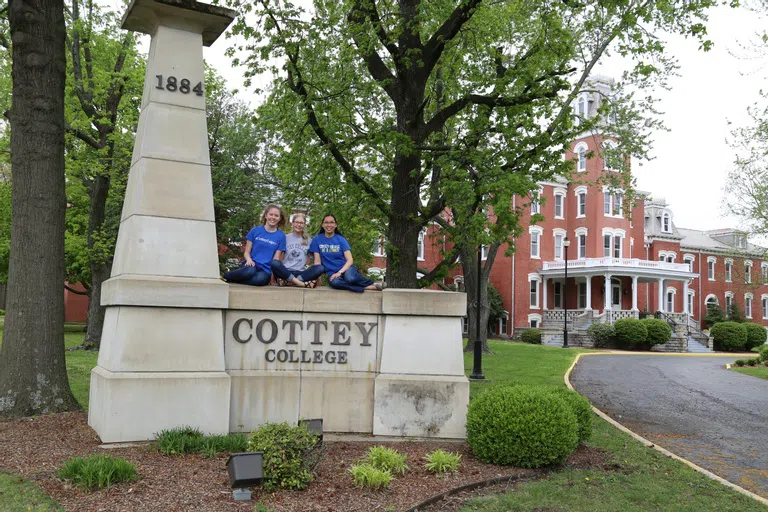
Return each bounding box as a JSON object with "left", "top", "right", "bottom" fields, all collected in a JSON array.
[
  {"left": 731, "top": 366, "right": 768, "bottom": 380},
  {"left": 1, "top": 334, "right": 765, "bottom": 511}
]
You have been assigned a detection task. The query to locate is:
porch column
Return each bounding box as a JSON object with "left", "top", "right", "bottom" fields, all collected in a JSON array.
[
  {"left": 631, "top": 276, "right": 639, "bottom": 311},
  {"left": 683, "top": 279, "right": 689, "bottom": 314},
  {"left": 585, "top": 276, "right": 592, "bottom": 310},
  {"left": 657, "top": 278, "right": 664, "bottom": 312},
  {"left": 604, "top": 274, "right": 612, "bottom": 311},
  {"left": 542, "top": 277, "right": 548, "bottom": 310}
]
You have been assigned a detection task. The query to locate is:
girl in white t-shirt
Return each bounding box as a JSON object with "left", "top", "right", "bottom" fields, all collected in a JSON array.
[{"left": 270, "top": 213, "right": 325, "bottom": 287}]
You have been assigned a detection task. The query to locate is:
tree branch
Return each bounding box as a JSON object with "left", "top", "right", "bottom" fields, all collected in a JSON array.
[
  {"left": 347, "top": 2, "right": 399, "bottom": 98},
  {"left": 64, "top": 283, "right": 90, "bottom": 295},
  {"left": 65, "top": 122, "right": 102, "bottom": 149},
  {"left": 421, "top": 0, "right": 484, "bottom": 79}
]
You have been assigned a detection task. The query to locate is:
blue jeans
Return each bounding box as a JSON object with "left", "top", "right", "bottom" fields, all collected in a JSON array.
[
  {"left": 270, "top": 260, "right": 325, "bottom": 283},
  {"left": 328, "top": 265, "right": 374, "bottom": 293},
  {"left": 223, "top": 261, "right": 272, "bottom": 286}
]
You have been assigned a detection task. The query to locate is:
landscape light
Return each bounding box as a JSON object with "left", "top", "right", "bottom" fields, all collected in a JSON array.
[
  {"left": 226, "top": 451, "right": 264, "bottom": 501},
  {"left": 299, "top": 418, "right": 324, "bottom": 442}
]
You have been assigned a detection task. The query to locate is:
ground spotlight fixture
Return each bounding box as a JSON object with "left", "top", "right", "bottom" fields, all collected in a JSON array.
[
  {"left": 226, "top": 451, "right": 264, "bottom": 501},
  {"left": 299, "top": 418, "right": 324, "bottom": 442}
]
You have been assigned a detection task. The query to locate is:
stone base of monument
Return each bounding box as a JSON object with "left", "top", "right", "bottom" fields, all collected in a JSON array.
[{"left": 88, "top": 366, "right": 230, "bottom": 443}]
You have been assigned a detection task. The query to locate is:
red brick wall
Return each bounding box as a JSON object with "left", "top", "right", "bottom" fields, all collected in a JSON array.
[{"left": 64, "top": 282, "right": 89, "bottom": 323}]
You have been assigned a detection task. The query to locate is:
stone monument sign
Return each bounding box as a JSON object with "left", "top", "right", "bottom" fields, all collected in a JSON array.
[{"left": 88, "top": 0, "right": 469, "bottom": 443}]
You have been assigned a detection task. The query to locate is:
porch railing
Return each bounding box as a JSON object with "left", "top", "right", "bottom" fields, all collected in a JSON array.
[
  {"left": 543, "top": 309, "right": 584, "bottom": 322},
  {"left": 608, "top": 309, "right": 639, "bottom": 322},
  {"left": 542, "top": 257, "right": 690, "bottom": 273}
]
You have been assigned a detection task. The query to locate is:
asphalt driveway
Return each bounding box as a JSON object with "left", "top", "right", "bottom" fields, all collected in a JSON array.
[{"left": 570, "top": 354, "right": 768, "bottom": 498}]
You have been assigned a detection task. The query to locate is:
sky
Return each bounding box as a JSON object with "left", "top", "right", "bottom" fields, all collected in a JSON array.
[{"left": 119, "top": 1, "right": 768, "bottom": 234}]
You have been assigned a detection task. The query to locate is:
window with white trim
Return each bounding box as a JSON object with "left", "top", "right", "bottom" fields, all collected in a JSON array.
[
  {"left": 725, "top": 292, "right": 733, "bottom": 314},
  {"left": 725, "top": 259, "right": 732, "bottom": 282},
  {"left": 578, "top": 147, "right": 586, "bottom": 171},
  {"left": 666, "top": 289, "right": 675, "bottom": 313},
  {"left": 602, "top": 141, "right": 618, "bottom": 171},
  {"left": 578, "top": 282, "right": 587, "bottom": 309},
  {"left": 614, "top": 193, "right": 623, "bottom": 216},
  {"left": 530, "top": 226, "right": 543, "bottom": 259},
  {"left": 554, "top": 193, "right": 564, "bottom": 218},
  {"left": 604, "top": 191, "right": 611, "bottom": 215},
  {"left": 528, "top": 313, "right": 542, "bottom": 328},
  {"left": 578, "top": 192, "right": 586, "bottom": 216},
  {"left": 662, "top": 213, "right": 671, "bottom": 233},
  {"left": 762, "top": 263, "right": 768, "bottom": 282},
  {"left": 684, "top": 255, "right": 694, "bottom": 273},
  {"left": 603, "top": 234, "right": 611, "bottom": 257},
  {"left": 687, "top": 291, "right": 694, "bottom": 316},
  {"left": 553, "top": 230, "right": 565, "bottom": 260},
  {"left": 529, "top": 276, "right": 541, "bottom": 309},
  {"left": 372, "top": 236, "right": 386, "bottom": 257},
  {"left": 578, "top": 233, "right": 587, "bottom": 259},
  {"left": 745, "top": 262, "right": 753, "bottom": 284},
  {"left": 531, "top": 189, "right": 541, "bottom": 215},
  {"left": 554, "top": 281, "right": 562, "bottom": 308},
  {"left": 707, "top": 257, "right": 716, "bottom": 281},
  {"left": 762, "top": 295, "right": 768, "bottom": 319},
  {"left": 417, "top": 231, "right": 425, "bottom": 261},
  {"left": 614, "top": 236, "right": 622, "bottom": 258},
  {"left": 746, "top": 294, "right": 753, "bottom": 318}
]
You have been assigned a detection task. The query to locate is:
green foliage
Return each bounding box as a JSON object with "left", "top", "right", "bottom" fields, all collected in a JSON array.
[
  {"left": 487, "top": 284, "right": 505, "bottom": 330},
  {"left": 759, "top": 345, "right": 768, "bottom": 362},
  {"left": 57, "top": 455, "right": 137, "bottom": 491},
  {"left": 520, "top": 328, "right": 542, "bottom": 344},
  {"left": 734, "top": 359, "right": 747, "bottom": 367},
  {"left": 348, "top": 463, "right": 393, "bottom": 490},
  {"left": 744, "top": 323, "right": 767, "bottom": 351},
  {"left": 545, "top": 387, "right": 592, "bottom": 443},
  {"left": 711, "top": 321, "right": 748, "bottom": 352},
  {"left": 365, "top": 446, "right": 408, "bottom": 476},
  {"left": 704, "top": 303, "right": 726, "bottom": 329},
  {"left": 640, "top": 318, "right": 672, "bottom": 348},
  {"left": 424, "top": 449, "right": 462, "bottom": 475},
  {"left": 726, "top": 301, "right": 746, "bottom": 323},
  {"left": 247, "top": 422, "right": 318, "bottom": 491},
  {"left": 253, "top": 504, "right": 276, "bottom": 512},
  {"left": 586, "top": 323, "right": 614, "bottom": 348},
  {"left": 154, "top": 427, "right": 247, "bottom": 457},
  {"left": 466, "top": 385, "right": 579, "bottom": 468},
  {"left": 612, "top": 319, "right": 648, "bottom": 349}
]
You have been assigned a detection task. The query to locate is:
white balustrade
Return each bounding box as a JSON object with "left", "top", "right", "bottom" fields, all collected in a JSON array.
[{"left": 542, "top": 258, "right": 690, "bottom": 273}]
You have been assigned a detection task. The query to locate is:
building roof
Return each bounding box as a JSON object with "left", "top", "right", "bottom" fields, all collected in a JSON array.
[{"left": 678, "top": 227, "right": 767, "bottom": 256}]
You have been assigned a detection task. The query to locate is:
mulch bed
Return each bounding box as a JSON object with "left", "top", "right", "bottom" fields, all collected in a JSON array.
[{"left": 0, "top": 412, "right": 607, "bottom": 511}]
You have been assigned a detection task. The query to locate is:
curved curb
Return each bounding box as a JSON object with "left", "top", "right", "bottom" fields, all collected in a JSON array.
[
  {"left": 405, "top": 472, "right": 542, "bottom": 512},
  {"left": 565, "top": 352, "right": 768, "bottom": 507}
]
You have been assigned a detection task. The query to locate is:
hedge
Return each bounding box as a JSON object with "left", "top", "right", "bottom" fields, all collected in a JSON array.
[
  {"left": 586, "top": 323, "right": 614, "bottom": 348},
  {"left": 710, "top": 321, "right": 748, "bottom": 352},
  {"left": 613, "top": 318, "right": 647, "bottom": 349},
  {"left": 521, "top": 328, "right": 542, "bottom": 344},
  {"left": 744, "top": 323, "right": 767, "bottom": 351},
  {"left": 640, "top": 318, "right": 672, "bottom": 348}
]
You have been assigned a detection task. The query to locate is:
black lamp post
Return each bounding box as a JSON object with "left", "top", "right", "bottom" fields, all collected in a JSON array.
[
  {"left": 563, "top": 237, "right": 570, "bottom": 348},
  {"left": 469, "top": 247, "right": 485, "bottom": 380}
]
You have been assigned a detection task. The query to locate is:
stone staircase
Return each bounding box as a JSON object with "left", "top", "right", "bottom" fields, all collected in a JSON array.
[{"left": 687, "top": 336, "right": 713, "bottom": 353}]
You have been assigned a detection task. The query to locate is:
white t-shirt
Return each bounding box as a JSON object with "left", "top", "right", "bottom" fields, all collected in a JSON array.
[{"left": 283, "top": 233, "right": 309, "bottom": 272}]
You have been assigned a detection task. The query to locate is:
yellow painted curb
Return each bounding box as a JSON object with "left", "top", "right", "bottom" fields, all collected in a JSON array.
[{"left": 565, "top": 352, "right": 768, "bottom": 507}]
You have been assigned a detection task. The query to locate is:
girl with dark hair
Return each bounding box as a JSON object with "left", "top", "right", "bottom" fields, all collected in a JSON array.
[
  {"left": 309, "top": 214, "right": 386, "bottom": 293},
  {"left": 222, "top": 204, "right": 287, "bottom": 286},
  {"left": 270, "top": 212, "right": 325, "bottom": 287}
]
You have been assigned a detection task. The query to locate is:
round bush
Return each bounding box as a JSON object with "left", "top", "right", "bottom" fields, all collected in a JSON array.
[
  {"left": 466, "top": 385, "right": 579, "bottom": 468},
  {"left": 521, "top": 328, "right": 542, "bottom": 344},
  {"left": 759, "top": 345, "right": 768, "bottom": 362},
  {"left": 710, "top": 321, "right": 748, "bottom": 352},
  {"left": 545, "top": 387, "right": 592, "bottom": 443},
  {"left": 586, "top": 323, "right": 614, "bottom": 348},
  {"left": 640, "top": 318, "right": 672, "bottom": 348},
  {"left": 613, "top": 318, "right": 648, "bottom": 349},
  {"left": 744, "top": 323, "right": 767, "bottom": 351}
]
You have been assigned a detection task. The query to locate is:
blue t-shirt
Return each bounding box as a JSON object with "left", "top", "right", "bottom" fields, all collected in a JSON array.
[
  {"left": 309, "top": 233, "right": 351, "bottom": 275},
  {"left": 246, "top": 225, "right": 286, "bottom": 273}
]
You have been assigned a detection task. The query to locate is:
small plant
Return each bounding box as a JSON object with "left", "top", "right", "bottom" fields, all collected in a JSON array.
[
  {"left": 253, "top": 503, "right": 276, "bottom": 512},
  {"left": 248, "top": 422, "right": 319, "bottom": 491},
  {"left": 520, "top": 328, "right": 542, "bottom": 344},
  {"left": 734, "top": 359, "right": 746, "bottom": 367},
  {"left": 586, "top": 323, "right": 614, "bottom": 348},
  {"left": 748, "top": 357, "right": 761, "bottom": 366},
  {"left": 424, "top": 449, "right": 461, "bottom": 475},
  {"left": 366, "top": 446, "right": 408, "bottom": 475},
  {"left": 349, "top": 463, "right": 393, "bottom": 490},
  {"left": 57, "top": 454, "right": 137, "bottom": 491},
  {"left": 760, "top": 345, "right": 768, "bottom": 362},
  {"left": 154, "top": 427, "right": 247, "bottom": 456}
]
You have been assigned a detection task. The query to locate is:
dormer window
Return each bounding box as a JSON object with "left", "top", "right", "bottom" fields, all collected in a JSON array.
[
  {"left": 578, "top": 97, "right": 586, "bottom": 118},
  {"left": 662, "top": 213, "right": 671, "bottom": 233}
]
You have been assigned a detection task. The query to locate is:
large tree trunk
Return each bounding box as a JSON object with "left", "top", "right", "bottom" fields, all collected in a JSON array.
[
  {"left": 0, "top": 0, "right": 80, "bottom": 416},
  {"left": 462, "top": 250, "right": 491, "bottom": 354},
  {"left": 82, "top": 173, "right": 110, "bottom": 349},
  {"left": 386, "top": 150, "right": 421, "bottom": 289}
]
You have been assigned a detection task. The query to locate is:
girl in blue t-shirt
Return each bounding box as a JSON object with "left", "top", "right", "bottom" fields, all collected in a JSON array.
[
  {"left": 309, "top": 214, "right": 386, "bottom": 293},
  {"left": 223, "top": 204, "right": 287, "bottom": 286}
]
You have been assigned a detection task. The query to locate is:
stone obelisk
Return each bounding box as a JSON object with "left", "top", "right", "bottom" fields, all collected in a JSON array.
[{"left": 88, "top": 0, "right": 237, "bottom": 442}]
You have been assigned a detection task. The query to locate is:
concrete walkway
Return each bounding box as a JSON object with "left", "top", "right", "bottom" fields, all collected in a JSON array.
[{"left": 570, "top": 354, "right": 768, "bottom": 498}]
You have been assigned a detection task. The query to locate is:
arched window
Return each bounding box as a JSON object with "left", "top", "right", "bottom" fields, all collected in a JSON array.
[
  {"left": 662, "top": 213, "right": 671, "bottom": 233},
  {"left": 602, "top": 141, "right": 618, "bottom": 171},
  {"left": 574, "top": 143, "right": 588, "bottom": 172}
]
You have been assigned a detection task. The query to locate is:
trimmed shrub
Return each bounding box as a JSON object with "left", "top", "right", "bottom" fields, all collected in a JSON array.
[
  {"left": 58, "top": 455, "right": 137, "bottom": 491},
  {"left": 424, "top": 449, "right": 461, "bottom": 475},
  {"left": 586, "top": 323, "right": 614, "bottom": 348},
  {"left": 640, "top": 318, "right": 672, "bottom": 349},
  {"left": 759, "top": 345, "right": 768, "bottom": 362},
  {"left": 366, "top": 446, "right": 408, "bottom": 475},
  {"left": 521, "top": 328, "right": 542, "bottom": 344},
  {"left": 744, "top": 323, "right": 767, "bottom": 351},
  {"left": 545, "top": 387, "right": 592, "bottom": 443},
  {"left": 613, "top": 318, "right": 647, "bottom": 349},
  {"left": 734, "top": 359, "right": 747, "bottom": 367},
  {"left": 466, "top": 385, "right": 578, "bottom": 468},
  {"left": 748, "top": 357, "right": 761, "bottom": 366},
  {"left": 349, "top": 463, "right": 392, "bottom": 489},
  {"left": 247, "top": 422, "right": 319, "bottom": 491},
  {"left": 710, "top": 321, "right": 748, "bottom": 352}
]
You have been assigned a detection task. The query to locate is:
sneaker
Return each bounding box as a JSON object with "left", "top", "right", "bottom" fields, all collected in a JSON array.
[{"left": 375, "top": 281, "right": 387, "bottom": 291}]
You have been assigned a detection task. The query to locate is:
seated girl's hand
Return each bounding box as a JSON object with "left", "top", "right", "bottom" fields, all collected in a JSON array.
[
  {"left": 330, "top": 272, "right": 342, "bottom": 281},
  {"left": 245, "top": 259, "right": 256, "bottom": 267}
]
